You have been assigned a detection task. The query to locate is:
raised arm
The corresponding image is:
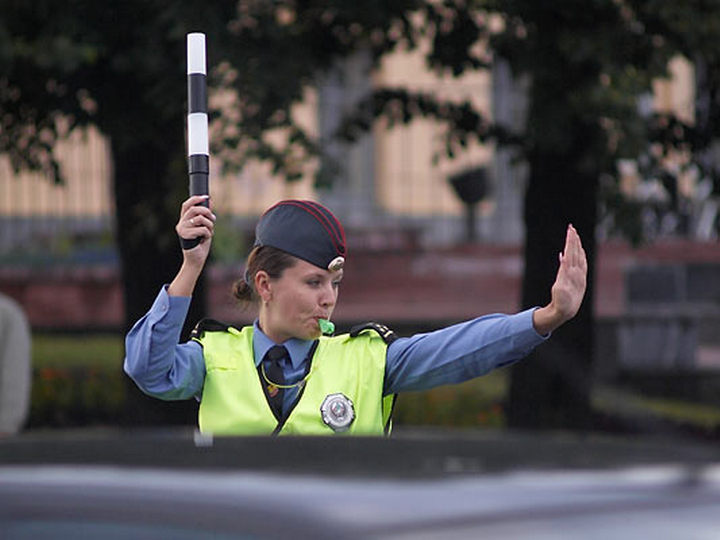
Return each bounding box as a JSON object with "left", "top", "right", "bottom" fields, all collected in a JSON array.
[{"left": 532, "top": 224, "right": 588, "bottom": 335}]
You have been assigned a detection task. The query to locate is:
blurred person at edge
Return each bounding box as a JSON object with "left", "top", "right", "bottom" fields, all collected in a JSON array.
[
  {"left": 124, "top": 196, "right": 587, "bottom": 436},
  {"left": 0, "top": 293, "right": 31, "bottom": 436}
]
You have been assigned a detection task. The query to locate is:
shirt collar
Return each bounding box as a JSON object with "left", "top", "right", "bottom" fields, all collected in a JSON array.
[{"left": 252, "top": 320, "right": 315, "bottom": 369}]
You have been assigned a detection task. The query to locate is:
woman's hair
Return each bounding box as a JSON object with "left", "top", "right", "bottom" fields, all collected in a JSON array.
[{"left": 232, "top": 246, "right": 298, "bottom": 304}]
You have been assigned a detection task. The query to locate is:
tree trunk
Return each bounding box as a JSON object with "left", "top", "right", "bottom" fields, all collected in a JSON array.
[
  {"left": 110, "top": 118, "right": 206, "bottom": 427},
  {"left": 504, "top": 9, "right": 603, "bottom": 431},
  {"left": 507, "top": 152, "right": 597, "bottom": 430}
]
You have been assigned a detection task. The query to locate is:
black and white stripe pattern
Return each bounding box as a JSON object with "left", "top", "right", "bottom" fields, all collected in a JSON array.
[{"left": 183, "top": 32, "right": 209, "bottom": 249}]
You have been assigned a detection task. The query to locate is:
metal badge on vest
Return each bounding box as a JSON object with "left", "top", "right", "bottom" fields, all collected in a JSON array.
[{"left": 320, "top": 393, "right": 355, "bottom": 432}]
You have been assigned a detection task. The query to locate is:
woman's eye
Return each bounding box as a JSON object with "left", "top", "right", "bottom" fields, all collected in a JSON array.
[
  {"left": 307, "top": 280, "right": 321, "bottom": 287},
  {"left": 332, "top": 281, "right": 341, "bottom": 288}
]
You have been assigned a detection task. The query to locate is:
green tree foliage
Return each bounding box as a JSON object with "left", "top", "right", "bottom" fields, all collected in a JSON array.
[{"left": 2, "top": 1, "right": 718, "bottom": 428}]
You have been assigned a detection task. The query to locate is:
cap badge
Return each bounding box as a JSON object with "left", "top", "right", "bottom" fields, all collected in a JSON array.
[
  {"left": 327, "top": 256, "right": 345, "bottom": 272},
  {"left": 320, "top": 393, "right": 355, "bottom": 432}
]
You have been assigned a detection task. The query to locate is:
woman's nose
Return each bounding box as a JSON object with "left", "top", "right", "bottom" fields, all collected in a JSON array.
[{"left": 319, "top": 283, "right": 336, "bottom": 307}]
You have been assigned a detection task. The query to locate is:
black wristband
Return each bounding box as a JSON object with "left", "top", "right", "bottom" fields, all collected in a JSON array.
[{"left": 180, "top": 236, "right": 201, "bottom": 250}]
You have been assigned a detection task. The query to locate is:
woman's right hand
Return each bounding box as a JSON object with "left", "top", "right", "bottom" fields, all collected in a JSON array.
[{"left": 176, "top": 195, "right": 216, "bottom": 269}]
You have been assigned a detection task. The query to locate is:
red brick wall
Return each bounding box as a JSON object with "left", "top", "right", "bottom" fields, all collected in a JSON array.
[{"left": 2, "top": 240, "right": 719, "bottom": 330}]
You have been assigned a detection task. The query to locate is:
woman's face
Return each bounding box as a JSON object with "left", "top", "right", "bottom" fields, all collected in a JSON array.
[{"left": 258, "top": 257, "right": 342, "bottom": 343}]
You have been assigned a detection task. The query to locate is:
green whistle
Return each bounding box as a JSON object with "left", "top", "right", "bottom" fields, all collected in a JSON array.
[{"left": 318, "top": 318, "right": 335, "bottom": 335}]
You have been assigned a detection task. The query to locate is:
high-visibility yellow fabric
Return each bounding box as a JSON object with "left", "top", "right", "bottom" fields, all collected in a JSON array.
[{"left": 195, "top": 326, "right": 393, "bottom": 436}]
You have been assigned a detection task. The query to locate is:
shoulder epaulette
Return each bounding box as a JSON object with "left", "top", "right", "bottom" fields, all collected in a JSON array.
[
  {"left": 349, "top": 322, "right": 398, "bottom": 345},
  {"left": 190, "top": 318, "right": 231, "bottom": 339}
]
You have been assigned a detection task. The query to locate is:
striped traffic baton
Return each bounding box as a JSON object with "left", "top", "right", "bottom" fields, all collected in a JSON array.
[{"left": 182, "top": 32, "right": 209, "bottom": 250}]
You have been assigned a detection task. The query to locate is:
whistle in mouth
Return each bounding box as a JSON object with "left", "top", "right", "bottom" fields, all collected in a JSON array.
[{"left": 318, "top": 318, "right": 335, "bottom": 335}]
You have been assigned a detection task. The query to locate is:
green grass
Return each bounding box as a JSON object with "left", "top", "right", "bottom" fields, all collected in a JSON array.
[
  {"left": 29, "top": 333, "right": 127, "bottom": 428},
  {"left": 32, "top": 333, "right": 124, "bottom": 369},
  {"left": 593, "top": 385, "right": 720, "bottom": 431},
  {"left": 27, "top": 333, "right": 720, "bottom": 435},
  {"left": 394, "top": 370, "right": 509, "bottom": 428}
]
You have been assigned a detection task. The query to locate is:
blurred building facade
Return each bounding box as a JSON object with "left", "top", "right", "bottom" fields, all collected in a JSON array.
[{"left": 0, "top": 48, "right": 705, "bottom": 256}]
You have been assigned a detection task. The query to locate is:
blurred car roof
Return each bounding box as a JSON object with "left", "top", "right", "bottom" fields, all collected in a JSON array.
[{"left": 1, "top": 428, "right": 720, "bottom": 539}]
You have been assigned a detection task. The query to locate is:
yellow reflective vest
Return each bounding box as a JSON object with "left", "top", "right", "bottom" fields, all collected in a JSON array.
[{"left": 193, "top": 324, "right": 395, "bottom": 436}]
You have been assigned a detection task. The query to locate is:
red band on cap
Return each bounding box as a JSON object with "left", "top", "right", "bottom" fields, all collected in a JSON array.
[{"left": 266, "top": 200, "right": 346, "bottom": 256}]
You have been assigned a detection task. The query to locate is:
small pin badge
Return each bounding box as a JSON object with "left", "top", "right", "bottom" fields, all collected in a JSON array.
[
  {"left": 327, "top": 256, "right": 345, "bottom": 272},
  {"left": 267, "top": 384, "right": 279, "bottom": 397}
]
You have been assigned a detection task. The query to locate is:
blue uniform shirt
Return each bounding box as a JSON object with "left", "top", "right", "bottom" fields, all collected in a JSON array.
[{"left": 124, "top": 287, "right": 548, "bottom": 414}]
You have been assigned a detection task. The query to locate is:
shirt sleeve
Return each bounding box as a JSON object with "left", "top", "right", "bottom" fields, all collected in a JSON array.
[
  {"left": 383, "top": 308, "right": 547, "bottom": 395},
  {"left": 123, "top": 286, "right": 205, "bottom": 400}
]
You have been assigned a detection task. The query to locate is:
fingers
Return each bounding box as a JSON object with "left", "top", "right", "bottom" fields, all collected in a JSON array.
[
  {"left": 562, "top": 224, "right": 586, "bottom": 269},
  {"left": 572, "top": 225, "right": 587, "bottom": 273},
  {"left": 549, "top": 225, "right": 589, "bottom": 324},
  {"left": 180, "top": 195, "right": 211, "bottom": 215},
  {"left": 176, "top": 196, "right": 217, "bottom": 242}
]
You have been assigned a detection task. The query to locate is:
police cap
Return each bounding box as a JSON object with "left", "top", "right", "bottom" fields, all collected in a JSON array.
[{"left": 253, "top": 200, "right": 346, "bottom": 271}]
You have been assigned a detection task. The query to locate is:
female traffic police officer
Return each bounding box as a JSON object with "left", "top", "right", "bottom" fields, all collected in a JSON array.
[{"left": 124, "top": 196, "right": 587, "bottom": 436}]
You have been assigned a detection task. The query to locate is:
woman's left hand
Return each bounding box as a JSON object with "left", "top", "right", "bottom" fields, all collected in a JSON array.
[{"left": 533, "top": 224, "right": 588, "bottom": 335}]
